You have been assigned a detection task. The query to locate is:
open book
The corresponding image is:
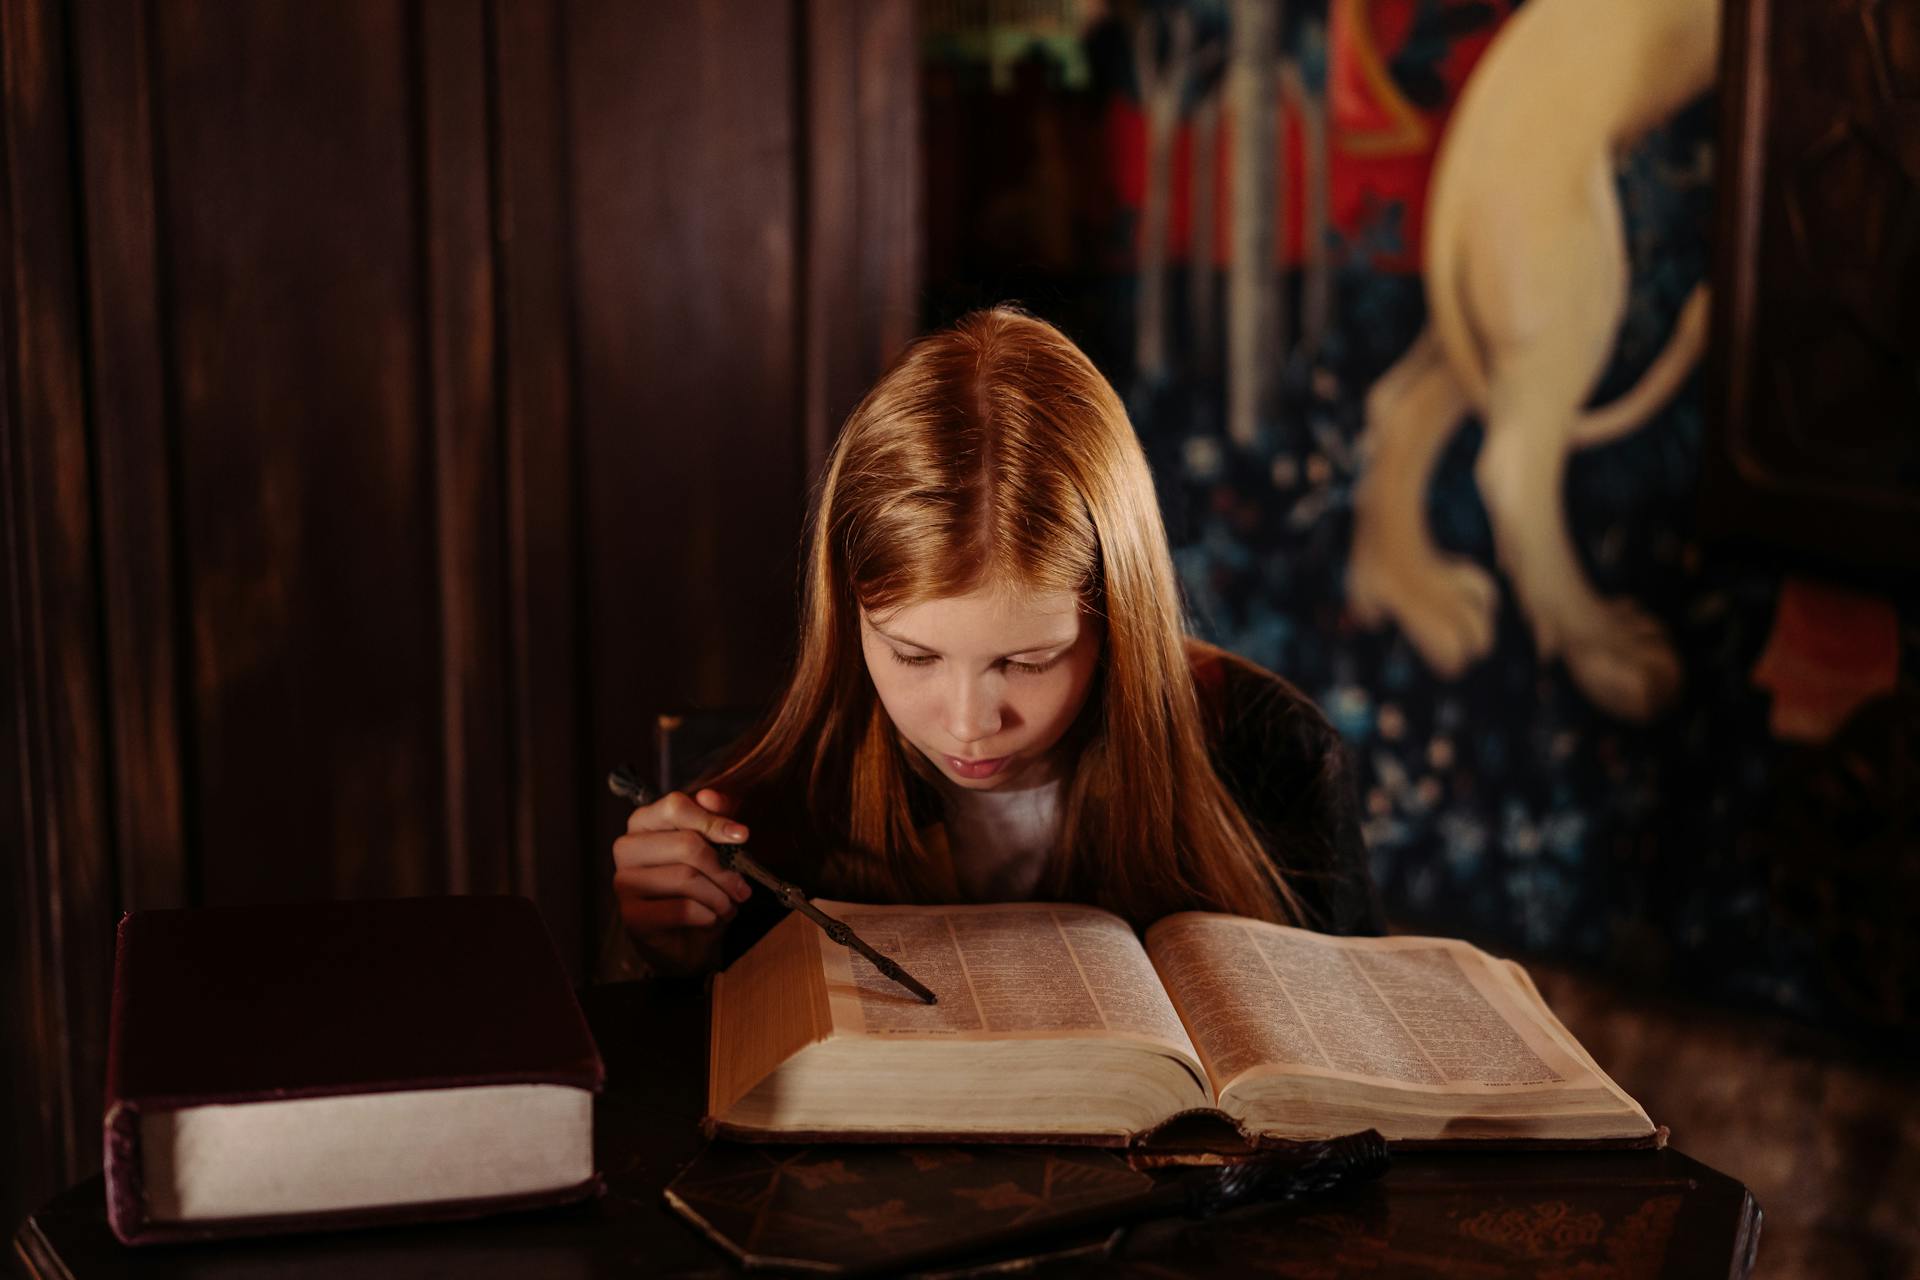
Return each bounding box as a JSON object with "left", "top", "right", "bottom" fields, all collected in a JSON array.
[{"left": 707, "top": 901, "right": 1657, "bottom": 1149}]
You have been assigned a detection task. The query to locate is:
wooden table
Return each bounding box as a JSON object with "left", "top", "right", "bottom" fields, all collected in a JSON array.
[{"left": 14, "top": 980, "right": 1762, "bottom": 1278}]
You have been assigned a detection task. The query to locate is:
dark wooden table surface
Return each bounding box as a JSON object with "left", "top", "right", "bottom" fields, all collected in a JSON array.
[{"left": 14, "top": 979, "right": 1762, "bottom": 1278}]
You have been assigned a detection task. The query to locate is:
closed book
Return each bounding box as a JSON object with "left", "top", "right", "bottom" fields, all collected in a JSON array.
[{"left": 104, "top": 894, "right": 605, "bottom": 1245}]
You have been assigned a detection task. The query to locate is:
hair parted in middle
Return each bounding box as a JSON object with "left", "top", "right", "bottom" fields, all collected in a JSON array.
[{"left": 699, "top": 304, "right": 1303, "bottom": 927}]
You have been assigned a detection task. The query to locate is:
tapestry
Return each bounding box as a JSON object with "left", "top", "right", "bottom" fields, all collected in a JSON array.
[{"left": 922, "top": 0, "right": 1918, "bottom": 1039}]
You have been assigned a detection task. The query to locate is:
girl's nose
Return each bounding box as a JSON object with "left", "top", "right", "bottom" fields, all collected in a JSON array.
[{"left": 946, "top": 677, "right": 1002, "bottom": 745}]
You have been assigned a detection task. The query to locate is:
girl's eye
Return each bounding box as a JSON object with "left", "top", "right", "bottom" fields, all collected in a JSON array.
[
  {"left": 889, "top": 650, "right": 937, "bottom": 667},
  {"left": 1007, "top": 658, "right": 1058, "bottom": 676}
]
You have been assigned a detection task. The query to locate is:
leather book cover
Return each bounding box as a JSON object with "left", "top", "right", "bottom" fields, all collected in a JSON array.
[
  {"left": 662, "top": 1132, "right": 1392, "bottom": 1274},
  {"left": 664, "top": 1142, "right": 1149, "bottom": 1274},
  {"left": 103, "top": 895, "right": 606, "bottom": 1245}
]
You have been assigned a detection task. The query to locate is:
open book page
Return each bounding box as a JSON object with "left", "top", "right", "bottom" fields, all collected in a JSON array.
[
  {"left": 1496, "top": 959, "right": 1649, "bottom": 1121},
  {"left": 809, "top": 900, "right": 1202, "bottom": 1062},
  {"left": 1144, "top": 914, "right": 1605, "bottom": 1100}
]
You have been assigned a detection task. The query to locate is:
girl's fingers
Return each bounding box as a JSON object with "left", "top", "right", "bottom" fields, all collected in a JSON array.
[
  {"left": 624, "top": 789, "right": 749, "bottom": 846},
  {"left": 615, "top": 862, "right": 738, "bottom": 921},
  {"left": 620, "top": 895, "right": 722, "bottom": 932},
  {"left": 610, "top": 832, "right": 753, "bottom": 901},
  {"left": 608, "top": 791, "right": 754, "bottom": 940}
]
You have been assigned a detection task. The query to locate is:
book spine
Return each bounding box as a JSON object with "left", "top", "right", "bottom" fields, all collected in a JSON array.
[
  {"left": 104, "top": 912, "right": 149, "bottom": 1243},
  {"left": 103, "top": 1100, "right": 149, "bottom": 1243},
  {"left": 520, "top": 896, "right": 609, "bottom": 1092}
]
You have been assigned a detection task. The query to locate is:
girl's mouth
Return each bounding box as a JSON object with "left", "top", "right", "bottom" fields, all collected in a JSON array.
[{"left": 946, "top": 754, "right": 1009, "bottom": 780}]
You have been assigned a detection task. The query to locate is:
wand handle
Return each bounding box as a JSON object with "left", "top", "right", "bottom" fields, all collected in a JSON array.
[{"left": 608, "top": 765, "right": 938, "bottom": 1005}]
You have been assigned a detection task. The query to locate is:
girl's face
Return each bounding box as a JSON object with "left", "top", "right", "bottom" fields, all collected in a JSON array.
[{"left": 859, "top": 583, "right": 1103, "bottom": 791}]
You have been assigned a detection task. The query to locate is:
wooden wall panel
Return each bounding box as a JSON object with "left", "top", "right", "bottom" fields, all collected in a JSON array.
[
  {"left": 804, "top": 0, "right": 921, "bottom": 484},
  {"left": 1705, "top": 0, "right": 1920, "bottom": 573},
  {"left": 851, "top": 1, "right": 921, "bottom": 412},
  {"left": 71, "top": 0, "right": 187, "bottom": 916},
  {"left": 804, "top": 0, "right": 860, "bottom": 480},
  {"left": 493, "top": 0, "right": 587, "bottom": 969},
  {"left": 1, "top": 0, "right": 119, "bottom": 1222},
  {"left": 568, "top": 0, "right": 804, "bottom": 807},
  {"left": 150, "top": 0, "right": 446, "bottom": 906},
  {"left": 420, "top": 0, "right": 513, "bottom": 898},
  {"left": 0, "top": 0, "right": 919, "bottom": 1234}
]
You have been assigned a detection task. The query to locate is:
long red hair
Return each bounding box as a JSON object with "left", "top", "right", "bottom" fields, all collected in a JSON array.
[{"left": 700, "top": 305, "right": 1301, "bottom": 926}]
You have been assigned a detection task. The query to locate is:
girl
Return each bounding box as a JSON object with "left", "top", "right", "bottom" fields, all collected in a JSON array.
[{"left": 613, "top": 306, "right": 1381, "bottom": 977}]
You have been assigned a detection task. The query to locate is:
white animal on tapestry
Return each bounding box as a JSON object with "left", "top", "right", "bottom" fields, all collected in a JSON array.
[{"left": 1346, "top": 0, "right": 1719, "bottom": 722}]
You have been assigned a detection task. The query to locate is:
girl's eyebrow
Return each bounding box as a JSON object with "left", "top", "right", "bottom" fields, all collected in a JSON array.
[
  {"left": 871, "top": 625, "right": 934, "bottom": 650},
  {"left": 869, "top": 622, "right": 1075, "bottom": 660}
]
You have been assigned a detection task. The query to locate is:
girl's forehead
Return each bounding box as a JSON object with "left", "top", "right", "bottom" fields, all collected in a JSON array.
[{"left": 863, "top": 582, "right": 1086, "bottom": 633}]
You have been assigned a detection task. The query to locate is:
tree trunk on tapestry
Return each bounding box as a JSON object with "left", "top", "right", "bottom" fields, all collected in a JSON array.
[
  {"left": 1228, "top": 0, "right": 1279, "bottom": 445},
  {"left": 1132, "top": 10, "right": 1192, "bottom": 386},
  {"left": 1283, "top": 57, "right": 1331, "bottom": 360},
  {"left": 1189, "top": 86, "right": 1219, "bottom": 375}
]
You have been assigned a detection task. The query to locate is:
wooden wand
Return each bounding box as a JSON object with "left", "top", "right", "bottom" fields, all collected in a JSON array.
[{"left": 608, "top": 766, "right": 938, "bottom": 1005}]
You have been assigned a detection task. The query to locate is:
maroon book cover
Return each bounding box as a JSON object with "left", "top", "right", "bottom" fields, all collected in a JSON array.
[{"left": 103, "top": 895, "right": 606, "bottom": 1245}]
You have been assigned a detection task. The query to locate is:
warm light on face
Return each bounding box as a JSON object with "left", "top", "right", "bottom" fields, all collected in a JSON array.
[{"left": 859, "top": 583, "right": 1103, "bottom": 791}]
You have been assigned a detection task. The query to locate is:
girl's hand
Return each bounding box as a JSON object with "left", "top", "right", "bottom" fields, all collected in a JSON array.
[{"left": 611, "top": 787, "right": 754, "bottom": 974}]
